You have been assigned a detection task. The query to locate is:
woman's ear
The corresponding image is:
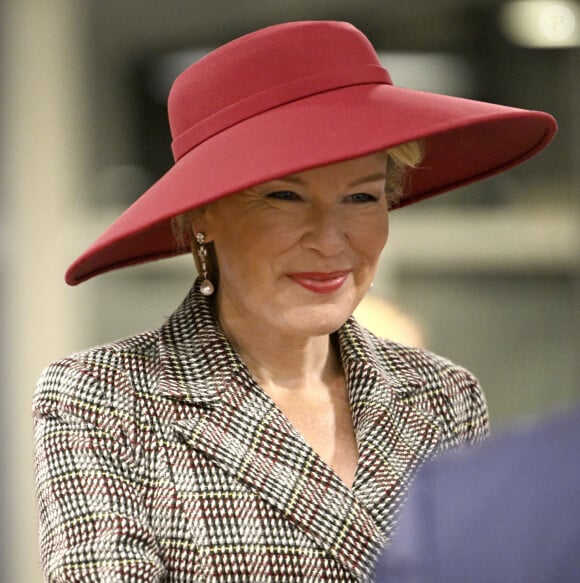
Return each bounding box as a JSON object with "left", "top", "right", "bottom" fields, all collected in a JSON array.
[{"left": 189, "top": 205, "right": 214, "bottom": 242}]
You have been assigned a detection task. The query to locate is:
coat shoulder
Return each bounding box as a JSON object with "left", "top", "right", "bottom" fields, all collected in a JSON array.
[
  {"left": 360, "top": 328, "right": 489, "bottom": 444},
  {"left": 362, "top": 327, "right": 477, "bottom": 383},
  {"left": 33, "top": 329, "right": 160, "bottom": 436}
]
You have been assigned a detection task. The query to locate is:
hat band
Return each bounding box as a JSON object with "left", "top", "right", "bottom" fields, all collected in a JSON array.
[{"left": 171, "top": 64, "right": 392, "bottom": 161}]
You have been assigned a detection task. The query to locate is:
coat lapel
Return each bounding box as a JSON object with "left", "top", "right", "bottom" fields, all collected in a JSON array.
[
  {"left": 171, "top": 387, "right": 384, "bottom": 581},
  {"left": 339, "top": 319, "right": 443, "bottom": 537},
  {"left": 156, "top": 285, "right": 441, "bottom": 579}
]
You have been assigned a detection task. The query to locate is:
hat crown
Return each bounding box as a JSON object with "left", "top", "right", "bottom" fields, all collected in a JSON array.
[{"left": 167, "top": 21, "right": 387, "bottom": 161}]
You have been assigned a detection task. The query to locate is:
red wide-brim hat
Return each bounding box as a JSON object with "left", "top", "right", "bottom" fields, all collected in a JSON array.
[{"left": 66, "top": 20, "right": 557, "bottom": 285}]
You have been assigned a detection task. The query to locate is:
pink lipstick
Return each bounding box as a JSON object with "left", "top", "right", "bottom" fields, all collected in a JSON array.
[{"left": 288, "top": 271, "right": 349, "bottom": 294}]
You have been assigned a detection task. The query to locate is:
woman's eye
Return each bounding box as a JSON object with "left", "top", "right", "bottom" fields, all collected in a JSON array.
[
  {"left": 346, "top": 192, "right": 379, "bottom": 203},
  {"left": 266, "top": 190, "right": 301, "bottom": 201}
]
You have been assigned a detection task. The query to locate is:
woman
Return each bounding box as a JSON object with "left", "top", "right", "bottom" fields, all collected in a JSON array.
[{"left": 33, "top": 21, "right": 556, "bottom": 582}]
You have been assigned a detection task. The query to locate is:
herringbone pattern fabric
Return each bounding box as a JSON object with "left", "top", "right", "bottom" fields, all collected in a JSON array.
[{"left": 34, "top": 281, "right": 488, "bottom": 582}]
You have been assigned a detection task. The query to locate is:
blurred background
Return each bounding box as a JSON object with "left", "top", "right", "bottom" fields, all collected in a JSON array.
[{"left": 1, "top": 0, "right": 578, "bottom": 580}]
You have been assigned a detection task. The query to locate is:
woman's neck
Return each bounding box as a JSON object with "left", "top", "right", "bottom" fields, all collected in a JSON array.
[
  {"left": 213, "top": 292, "right": 356, "bottom": 488},
  {"left": 217, "top": 309, "right": 343, "bottom": 394}
]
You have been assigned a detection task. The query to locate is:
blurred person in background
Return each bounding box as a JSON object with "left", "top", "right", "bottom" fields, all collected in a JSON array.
[
  {"left": 354, "top": 295, "right": 426, "bottom": 348},
  {"left": 374, "top": 403, "right": 580, "bottom": 583},
  {"left": 32, "top": 21, "right": 555, "bottom": 582}
]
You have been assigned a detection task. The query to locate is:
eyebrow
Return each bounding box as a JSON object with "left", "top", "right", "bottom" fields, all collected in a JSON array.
[{"left": 278, "top": 171, "right": 388, "bottom": 188}]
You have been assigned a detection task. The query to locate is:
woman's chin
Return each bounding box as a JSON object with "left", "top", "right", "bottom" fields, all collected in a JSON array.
[{"left": 279, "top": 303, "right": 355, "bottom": 337}]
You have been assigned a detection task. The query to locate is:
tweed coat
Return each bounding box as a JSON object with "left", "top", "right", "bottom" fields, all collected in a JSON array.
[{"left": 34, "top": 282, "right": 489, "bottom": 582}]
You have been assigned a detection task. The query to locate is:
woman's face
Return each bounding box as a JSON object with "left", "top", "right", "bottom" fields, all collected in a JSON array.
[{"left": 195, "top": 152, "right": 390, "bottom": 340}]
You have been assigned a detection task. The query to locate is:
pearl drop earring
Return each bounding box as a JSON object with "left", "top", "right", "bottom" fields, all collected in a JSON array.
[{"left": 195, "top": 232, "right": 215, "bottom": 296}]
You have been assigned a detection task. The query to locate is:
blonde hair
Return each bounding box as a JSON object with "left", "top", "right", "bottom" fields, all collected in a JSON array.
[
  {"left": 172, "top": 140, "right": 425, "bottom": 280},
  {"left": 384, "top": 139, "right": 425, "bottom": 207}
]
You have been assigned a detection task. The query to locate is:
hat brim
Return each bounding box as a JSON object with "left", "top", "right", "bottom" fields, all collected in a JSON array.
[{"left": 66, "top": 83, "right": 556, "bottom": 285}]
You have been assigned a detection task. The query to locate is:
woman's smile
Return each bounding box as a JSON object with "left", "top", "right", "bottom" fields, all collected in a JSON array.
[{"left": 287, "top": 271, "right": 350, "bottom": 294}]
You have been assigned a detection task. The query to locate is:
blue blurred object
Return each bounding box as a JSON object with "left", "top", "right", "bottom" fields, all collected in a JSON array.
[{"left": 374, "top": 405, "right": 580, "bottom": 583}]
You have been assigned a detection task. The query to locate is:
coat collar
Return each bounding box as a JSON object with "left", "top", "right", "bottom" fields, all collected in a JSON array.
[{"left": 157, "top": 282, "right": 441, "bottom": 580}]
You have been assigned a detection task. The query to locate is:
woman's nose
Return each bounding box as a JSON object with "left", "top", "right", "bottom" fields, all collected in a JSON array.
[{"left": 301, "top": 207, "right": 347, "bottom": 256}]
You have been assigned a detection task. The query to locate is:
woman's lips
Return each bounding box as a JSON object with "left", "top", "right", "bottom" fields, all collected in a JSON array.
[{"left": 288, "top": 271, "right": 350, "bottom": 294}]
